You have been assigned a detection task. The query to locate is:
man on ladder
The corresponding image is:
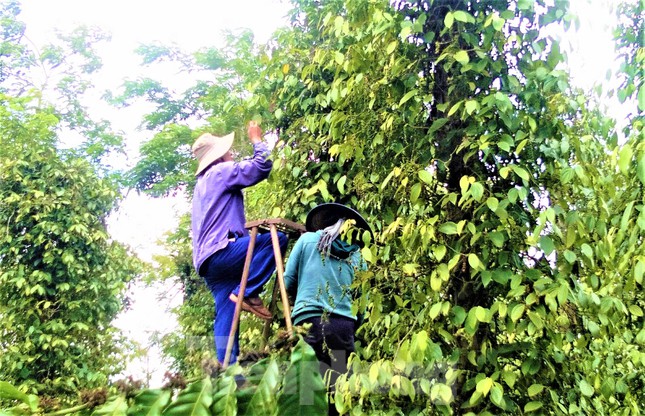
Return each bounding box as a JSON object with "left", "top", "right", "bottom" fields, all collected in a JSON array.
[{"left": 191, "top": 121, "right": 287, "bottom": 365}]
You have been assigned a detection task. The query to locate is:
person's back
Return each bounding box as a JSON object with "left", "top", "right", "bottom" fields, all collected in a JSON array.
[
  {"left": 285, "top": 230, "right": 362, "bottom": 325},
  {"left": 192, "top": 132, "right": 272, "bottom": 275}
]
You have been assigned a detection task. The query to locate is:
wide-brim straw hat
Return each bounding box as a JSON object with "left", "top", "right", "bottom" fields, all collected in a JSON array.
[
  {"left": 192, "top": 132, "right": 235, "bottom": 176},
  {"left": 306, "top": 203, "right": 373, "bottom": 238}
]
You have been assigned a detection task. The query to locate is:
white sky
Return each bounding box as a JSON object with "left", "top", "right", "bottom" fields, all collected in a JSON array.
[{"left": 17, "top": 0, "right": 621, "bottom": 386}]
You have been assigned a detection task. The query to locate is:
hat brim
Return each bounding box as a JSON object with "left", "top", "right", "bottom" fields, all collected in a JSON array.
[
  {"left": 195, "top": 132, "right": 235, "bottom": 176},
  {"left": 305, "top": 203, "right": 372, "bottom": 239}
]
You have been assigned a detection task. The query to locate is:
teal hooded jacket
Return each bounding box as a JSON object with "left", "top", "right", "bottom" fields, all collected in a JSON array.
[{"left": 284, "top": 231, "right": 365, "bottom": 325}]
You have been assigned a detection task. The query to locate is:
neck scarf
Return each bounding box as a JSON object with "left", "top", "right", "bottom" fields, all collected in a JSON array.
[{"left": 317, "top": 218, "right": 359, "bottom": 259}]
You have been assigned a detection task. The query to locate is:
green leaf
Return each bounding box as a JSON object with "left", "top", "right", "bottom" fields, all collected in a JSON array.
[
  {"left": 430, "top": 383, "right": 452, "bottom": 404},
  {"left": 410, "top": 182, "right": 422, "bottom": 203},
  {"left": 588, "top": 320, "right": 601, "bottom": 336},
  {"left": 475, "top": 306, "right": 490, "bottom": 323},
  {"left": 451, "top": 306, "right": 467, "bottom": 325},
  {"left": 581, "top": 244, "right": 594, "bottom": 261},
  {"left": 528, "top": 384, "right": 544, "bottom": 397},
  {"left": 453, "top": 10, "right": 475, "bottom": 23},
  {"left": 454, "top": 50, "right": 469, "bottom": 64},
  {"left": 399, "top": 89, "right": 418, "bottom": 106},
  {"left": 502, "top": 371, "right": 517, "bottom": 388},
  {"left": 524, "top": 401, "right": 543, "bottom": 412},
  {"left": 486, "top": 197, "right": 499, "bottom": 212},
  {"left": 481, "top": 270, "right": 492, "bottom": 287},
  {"left": 476, "top": 378, "right": 493, "bottom": 396},
  {"left": 439, "top": 222, "right": 459, "bottom": 235},
  {"left": 277, "top": 339, "right": 327, "bottom": 415},
  {"left": 620, "top": 200, "right": 634, "bottom": 231},
  {"left": 244, "top": 359, "right": 280, "bottom": 416},
  {"left": 464, "top": 308, "right": 479, "bottom": 335},
  {"left": 429, "top": 302, "right": 442, "bottom": 319},
  {"left": 510, "top": 304, "right": 525, "bottom": 322},
  {"left": 638, "top": 151, "right": 645, "bottom": 185},
  {"left": 433, "top": 245, "right": 447, "bottom": 261},
  {"left": 402, "top": 263, "right": 418, "bottom": 275},
  {"left": 579, "top": 379, "right": 594, "bottom": 397},
  {"left": 517, "top": 0, "right": 533, "bottom": 10},
  {"left": 489, "top": 231, "right": 504, "bottom": 248},
  {"left": 538, "top": 236, "right": 555, "bottom": 256},
  {"left": 563, "top": 250, "right": 577, "bottom": 263},
  {"left": 635, "top": 260, "right": 644, "bottom": 284},
  {"left": 468, "top": 253, "right": 483, "bottom": 270},
  {"left": 386, "top": 40, "right": 398, "bottom": 55},
  {"left": 0, "top": 381, "right": 30, "bottom": 403},
  {"left": 490, "top": 384, "right": 505, "bottom": 409},
  {"left": 418, "top": 169, "right": 433, "bottom": 184},
  {"left": 93, "top": 396, "right": 128, "bottom": 416},
  {"left": 600, "top": 377, "right": 615, "bottom": 399},
  {"left": 128, "top": 389, "right": 172, "bottom": 416},
  {"left": 361, "top": 246, "right": 374, "bottom": 263},
  {"left": 444, "top": 12, "right": 454, "bottom": 28},
  {"left": 334, "top": 51, "right": 344, "bottom": 65},
  {"left": 629, "top": 305, "right": 643, "bottom": 317},
  {"left": 465, "top": 100, "right": 478, "bottom": 115},
  {"left": 211, "top": 376, "right": 237, "bottom": 416},
  {"left": 470, "top": 182, "right": 484, "bottom": 201},
  {"left": 492, "top": 15, "right": 505, "bottom": 31},
  {"left": 428, "top": 118, "right": 449, "bottom": 134},
  {"left": 161, "top": 378, "right": 213, "bottom": 416},
  {"left": 448, "top": 101, "right": 462, "bottom": 116},
  {"left": 618, "top": 145, "right": 633, "bottom": 175},
  {"left": 337, "top": 175, "right": 347, "bottom": 194},
  {"left": 512, "top": 165, "right": 530, "bottom": 181}
]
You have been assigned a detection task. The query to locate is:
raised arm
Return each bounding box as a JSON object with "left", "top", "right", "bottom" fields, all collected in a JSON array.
[{"left": 222, "top": 122, "right": 273, "bottom": 190}]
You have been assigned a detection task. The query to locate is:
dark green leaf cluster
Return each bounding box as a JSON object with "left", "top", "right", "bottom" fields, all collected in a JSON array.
[
  {"left": 0, "top": 98, "right": 141, "bottom": 399},
  {"left": 0, "top": 338, "right": 328, "bottom": 416}
]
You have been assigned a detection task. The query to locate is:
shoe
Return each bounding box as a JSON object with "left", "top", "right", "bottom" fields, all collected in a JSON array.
[{"left": 229, "top": 294, "right": 272, "bottom": 320}]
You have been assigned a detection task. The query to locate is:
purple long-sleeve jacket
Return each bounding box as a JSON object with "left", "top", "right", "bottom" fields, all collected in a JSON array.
[{"left": 192, "top": 142, "right": 272, "bottom": 274}]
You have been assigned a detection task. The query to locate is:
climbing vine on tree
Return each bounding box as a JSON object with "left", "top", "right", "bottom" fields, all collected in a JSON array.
[
  {"left": 79, "top": 0, "right": 643, "bottom": 414},
  {"left": 254, "top": 0, "right": 644, "bottom": 413},
  {"left": 0, "top": 96, "right": 141, "bottom": 399},
  {"left": 0, "top": 4, "right": 140, "bottom": 401}
]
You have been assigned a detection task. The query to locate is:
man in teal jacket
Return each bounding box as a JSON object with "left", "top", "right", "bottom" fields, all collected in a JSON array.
[{"left": 284, "top": 203, "right": 371, "bottom": 375}]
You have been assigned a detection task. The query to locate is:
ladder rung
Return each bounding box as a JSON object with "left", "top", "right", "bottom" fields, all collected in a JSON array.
[{"left": 245, "top": 218, "right": 306, "bottom": 235}]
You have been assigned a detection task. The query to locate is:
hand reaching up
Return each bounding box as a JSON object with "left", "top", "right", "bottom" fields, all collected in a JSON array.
[{"left": 247, "top": 121, "right": 262, "bottom": 144}]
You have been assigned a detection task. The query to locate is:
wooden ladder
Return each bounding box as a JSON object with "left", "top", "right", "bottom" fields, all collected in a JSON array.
[{"left": 222, "top": 218, "right": 306, "bottom": 368}]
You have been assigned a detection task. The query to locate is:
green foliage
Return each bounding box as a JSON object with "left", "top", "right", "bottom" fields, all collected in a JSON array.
[
  {"left": 108, "top": 0, "right": 643, "bottom": 413},
  {"left": 127, "top": 389, "right": 172, "bottom": 416},
  {"left": 277, "top": 337, "right": 327, "bottom": 415},
  {"left": 255, "top": 0, "right": 645, "bottom": 413},
  {"left": 239, "top": 358, "right": 280, "bottom": 416},
  {"left": 161, "top": 377, "right": 212, "bottom": 416},
  {"left": 0, "top": 105, "right": 141, "bottom": 398},
  {"left": 0, "top": 1, "right": 124, "bottom": 168},
  {"left": 150, "top": 214, "right": 216, "bottom": 376},
  {"left": 121, "top": 29, "right": 270, "bottom": 197},
  {"left": 0, "top": 339, "right": 327, "bottom": 415},
  {"left": 0, "top": 381, "right": 39, "bottom": 414}
]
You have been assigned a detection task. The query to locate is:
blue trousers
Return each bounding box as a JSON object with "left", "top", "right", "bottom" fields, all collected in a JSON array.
[{"left": 201, "top": 232, "right": 288, "bottom": 363}]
